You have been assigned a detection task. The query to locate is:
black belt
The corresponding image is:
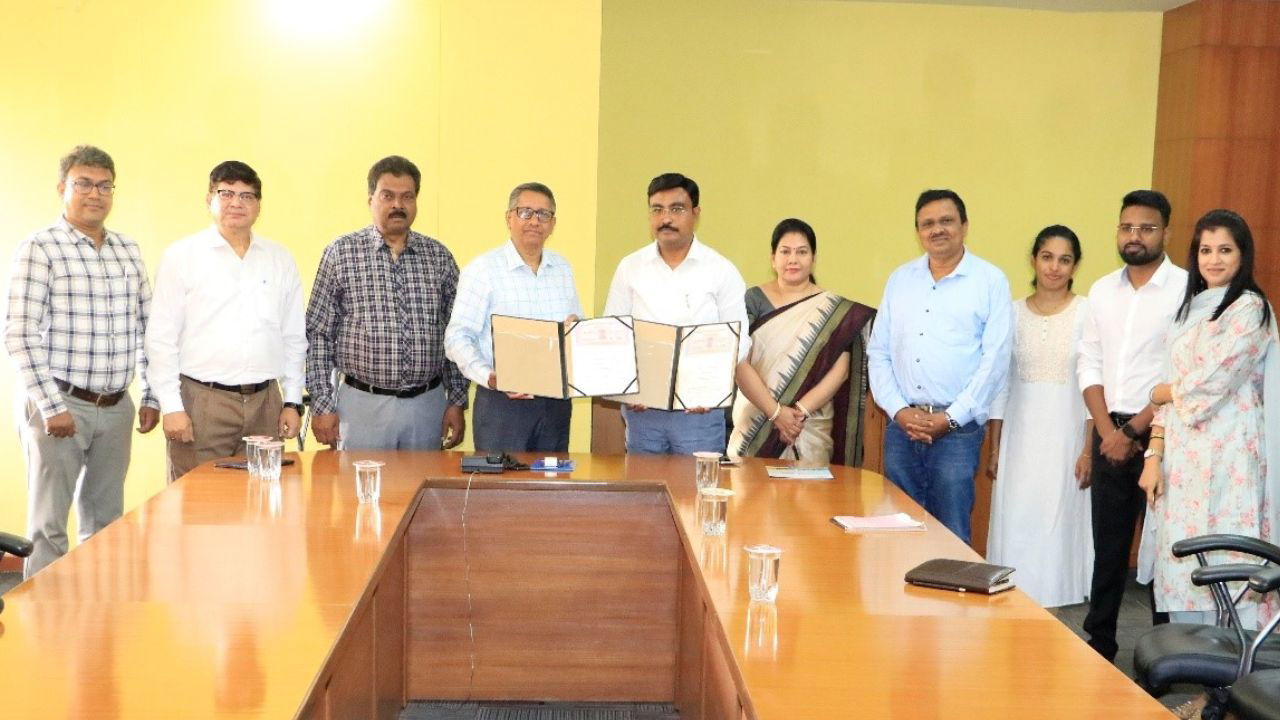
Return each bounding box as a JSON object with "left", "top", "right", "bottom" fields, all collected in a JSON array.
[
  {"left": 182, "top": 374, "right": 271, "bottom": 395},
  {"left": 54, "top": 379, "right": 125, "bottom": 407},
  {"left": 343, "top": 375, "right": 440, "bottom": 398}
]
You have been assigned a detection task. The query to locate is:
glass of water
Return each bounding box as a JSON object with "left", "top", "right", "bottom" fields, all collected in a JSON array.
[
  {"left": 258, "top": 440, "right": 285, "bottom": 484},
  {"left": 698, "top": 487, "right": 734, "bottom": 536},
  {"left": 745, "top": 544, "right": 783, "bottom": 603},
  {"left": 242, "top": 435, "right": 271, "bottom": 481},
  {"left": 353, "top": 460, "right": 384, "bottom": 504},
  {"left": 693, "top": 451, "right": 721, "bottom": 489}
]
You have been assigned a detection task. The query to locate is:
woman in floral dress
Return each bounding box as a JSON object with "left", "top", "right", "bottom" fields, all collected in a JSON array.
[{"left": 1140, "top": 209, "right": 1278, "bottom": 625}]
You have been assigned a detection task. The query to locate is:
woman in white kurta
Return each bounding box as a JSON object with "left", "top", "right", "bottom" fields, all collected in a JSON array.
[{"left": 987, "top": 226, "right": 1094, "bottom": 608}]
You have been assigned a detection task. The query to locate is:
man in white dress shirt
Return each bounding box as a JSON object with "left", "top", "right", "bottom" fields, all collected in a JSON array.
[
  {"left": 444, "top": 182, "right": 582, "bottom": 452},
  {"left": 146, "top": 161, "right": 307, "bottom": 482},
  {"left": 603, "top": 172, "right": 750, "bottom": 454},
  {"left": 1077, "top": 189, "right": 1185, "bottom": 662}
]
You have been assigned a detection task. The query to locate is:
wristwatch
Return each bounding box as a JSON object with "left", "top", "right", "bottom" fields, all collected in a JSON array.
[
  {"left": 1120, "top": 423, "right": 1140, "bottom": 441},
  {"left": 283, "top": 402, "right": 304, "bottom": 413},
  {"left": 944, "top": 412, "right": 960, "bottom": 432},
  {"left": 1143, "top": 447, "right": 1162, "bottom": 459}
]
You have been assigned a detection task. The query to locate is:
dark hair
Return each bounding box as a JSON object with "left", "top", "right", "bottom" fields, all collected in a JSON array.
[
  {"left": 647, "top": 172, "right": 699, "bottom": 207},
  {"left": 1120, "top": 189, "right": 1171, "bottom": 226},
  {"left": 59, "top": 145, "right": 114, "bottom": 182},
  {"left": 770, "top": 218, "right": 818, "bottom": 284},
  {"left": 367, "top": 155, "right": 421, "bottom": 196},
  {"left": 1176, "top": 209, "right": 1270, "bottom": 328},
  {"left": 508, "top": 182, "right": 555, "bottom": 212},
  {"left": 208, "top": 160, "right": 262, "bottom": 198},
  {"left": 1029, "top": 224, "right": 1082, "bottom": 290},
  {"left": 914, "top": 189, "right": 966, "bottom": 226}
]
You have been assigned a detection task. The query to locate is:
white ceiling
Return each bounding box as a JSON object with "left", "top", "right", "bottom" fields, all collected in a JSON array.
[{"left": 835, "top": 0, "right": 1198, "bottom": 12}]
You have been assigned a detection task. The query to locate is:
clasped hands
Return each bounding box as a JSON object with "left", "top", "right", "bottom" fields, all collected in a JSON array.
[{"left": 893, "top": 408, "right": 952, "bottom": 444}]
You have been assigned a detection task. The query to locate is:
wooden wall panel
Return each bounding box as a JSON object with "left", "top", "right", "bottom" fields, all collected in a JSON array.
[
  {"left": 406, "top": 487, "right": 679, "bottom": 701},
  {"left": 675, "top": 556, "right": 707, "bottom": 720},
  {"left": 326, "top": 601, "right": 376, "bottom": 719},
  {"left": 375, "top": 539, "right": 407, "bottom": 719}
]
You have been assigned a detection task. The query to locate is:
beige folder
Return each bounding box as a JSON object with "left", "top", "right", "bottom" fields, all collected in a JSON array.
[
  {"left": 491, "top": 314, "right": 638, "bottom": 399},
  {"left": 604, "top": 319, "right": 740, "bottom": 410}
]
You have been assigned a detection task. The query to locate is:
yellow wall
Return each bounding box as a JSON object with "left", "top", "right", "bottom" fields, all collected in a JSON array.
[
  {"left": 0, "top": 0, "right": 600, "bottom": 538},
  {"left": 594, "top": 0, "right": 1163, "bottom": 310}
]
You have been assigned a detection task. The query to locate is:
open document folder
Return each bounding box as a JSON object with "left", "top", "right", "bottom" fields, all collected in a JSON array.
[
  {"left": 491, "top": 314, "right": 639, "bottom": 399},
  {"left": 604, "top": 319, "right": 741, "bottom": 410}
]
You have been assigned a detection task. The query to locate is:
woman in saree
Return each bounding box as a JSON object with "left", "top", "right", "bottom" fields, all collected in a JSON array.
[{"left": 728, "top": 218, "right": 876, "bottom": 465}]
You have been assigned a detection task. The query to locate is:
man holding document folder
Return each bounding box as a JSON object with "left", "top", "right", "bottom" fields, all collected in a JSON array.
[
  {"left": 603, "top": 173, "right": 751, "bottom": 455},
  {"left": 444, "top": 182, "right": 582, "bottom": 452}
]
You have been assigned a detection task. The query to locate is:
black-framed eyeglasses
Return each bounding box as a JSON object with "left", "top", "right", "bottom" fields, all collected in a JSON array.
[
  {"left": 1117, "top": 223, "right": 1160, "bottom": 238},
  {"left": 215, "top": 189, "right": 260, "bottom": 203},
  {"left": 70, "top": 179, "right": 115, "bottom": 196},
  {"left": 514, "top": 207, "right": 555, "bottom": 221}
]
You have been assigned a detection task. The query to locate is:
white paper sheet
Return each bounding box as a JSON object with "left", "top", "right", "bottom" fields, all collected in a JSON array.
[
  {"left": 673, "top": 322, "right": 738, "bottom": 409},
  {"left": 567, "top": 316, "right": 638, "bottom": 397}
]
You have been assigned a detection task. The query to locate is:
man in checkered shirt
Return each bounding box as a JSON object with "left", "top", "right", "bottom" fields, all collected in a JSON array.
[
  {"left": 444, "top": 182, "right": 583, "bottom": 452},
  {"left": 305, "top": 156, "right": 469, "bottom": 450},
  {"left": 4, "top": 145, "right": 160, "bottom": 578}
]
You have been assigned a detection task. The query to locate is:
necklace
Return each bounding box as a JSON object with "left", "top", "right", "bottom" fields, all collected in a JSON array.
[{"left": 1027, "top": 293, "right": 1072, "bottom": 316}]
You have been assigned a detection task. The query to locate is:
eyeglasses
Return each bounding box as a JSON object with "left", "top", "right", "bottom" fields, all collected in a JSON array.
[
  {"left": 649, "top": 204, "right": 689, "bottom": 217},
  {"left": 69, "top": 179, "right": 115, "bottom": 196},
  {"left": 917, "top": 217, "right": 959, "bottom": 232},
  {"left": 1117, "top": 223, "right": 1160, "bottom": 238},
  {"left": 215, "top": 189, "right": 260, "bottom": 203},
  {"left": 513, "top": 207, "right": 555, "bottom": 221}
]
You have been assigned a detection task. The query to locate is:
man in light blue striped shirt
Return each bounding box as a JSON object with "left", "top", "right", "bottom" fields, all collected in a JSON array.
[
  {"left": 868, "top": 189, "right": 1013, "bottom": 544},
  {"left": 444, "top": 182, "right": 582, "bottom": 452}
]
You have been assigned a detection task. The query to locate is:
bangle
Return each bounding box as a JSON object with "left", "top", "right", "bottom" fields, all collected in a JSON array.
[
  {"left": 1149, "top": 385, "right": 1161, "bottom": 405},
  {"left": 768, "top": 403, "right": 781, "bottom": 421},
  {"left": 1149, "top": 434, "right": 1164, "bottom": 441},
  {"left": 795, "top": 400, "right": 811, "bottom": 418}
]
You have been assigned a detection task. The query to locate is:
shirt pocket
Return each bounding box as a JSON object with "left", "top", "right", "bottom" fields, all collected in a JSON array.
[
  {"left": 255, "top": 277, "right": 282, "bottom": 328},
  {"left": 685, "top": 290, "right": 719, "bottom": 323},
  {"left": 107, "top": 266, "right": 140, "bottom": 333}
]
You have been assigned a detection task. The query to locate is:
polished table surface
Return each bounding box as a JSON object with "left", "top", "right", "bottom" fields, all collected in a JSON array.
[{"left": 0, "top": 452, "right": 1171, "bottom": 718}]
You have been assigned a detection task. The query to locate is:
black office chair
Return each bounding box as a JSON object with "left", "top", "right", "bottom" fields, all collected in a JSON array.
[
  {"left": 0, "top": 531, "right": 34, "bottom": 615},
  {"left": 1226, "top": 566, "right": 1280, "bottom": 720},
  {"left": 1132, "top": 534, "right": 1280, "bottom": 719}
]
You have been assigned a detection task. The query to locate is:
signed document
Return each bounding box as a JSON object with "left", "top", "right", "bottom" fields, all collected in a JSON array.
[
  {"left": 605, "top": 319, "right": 740, "bottom": 410},
  {"left": 491, "top": 314, "right": 637, "bottom": 399}
]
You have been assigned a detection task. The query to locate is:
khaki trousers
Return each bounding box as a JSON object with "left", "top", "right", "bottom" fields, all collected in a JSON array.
[{"left": 166, "top": 376, "right": 282, "bottom": 483}]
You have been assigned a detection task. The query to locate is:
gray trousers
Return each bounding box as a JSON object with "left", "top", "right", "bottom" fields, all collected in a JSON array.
[
  {"left": 20, "top": 394, "right": 134, "bottom": 578},
  {"left": 336, "top": 381, "right": 446, "bottom": 451},
  {"left": 473, "top": 386, "right": 571, "bottom": 453}
]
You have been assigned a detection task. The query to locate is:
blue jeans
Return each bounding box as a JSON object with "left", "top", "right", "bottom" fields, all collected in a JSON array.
[
  {"left": 622, "top": 407, "right": 726, "bottom": 455},
  {"left": 883, "top": 420, "right": 984, "bottom": 544}
]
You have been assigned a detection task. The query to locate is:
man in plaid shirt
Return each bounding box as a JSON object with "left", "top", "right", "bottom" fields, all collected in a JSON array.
[
  {"left": 305, "top": 156, "right": 468, "bottom": 450},
  {"left": 4, "top": 145, "right": 160, "bottom": 578}
]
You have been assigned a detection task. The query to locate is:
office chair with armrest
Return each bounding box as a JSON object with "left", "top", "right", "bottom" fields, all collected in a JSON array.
[
  {"left": 0, "top": 531, "right": 34, "bottom": 615},
  {"left": 1132, "top": 534, "right": 1280, "bottom": 720},
  {"left": 1226, "top": 566, "right": 1280, "bottom": 720}
]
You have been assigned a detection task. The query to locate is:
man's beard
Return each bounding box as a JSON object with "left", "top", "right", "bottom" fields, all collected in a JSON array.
[{"left": 1120, "top": 243, "right": 1162, "bottom": 266}]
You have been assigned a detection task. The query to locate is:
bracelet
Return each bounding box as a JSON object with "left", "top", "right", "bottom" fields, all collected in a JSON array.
[
  {"left": 768, "top": 403, "right": 781, "bottom": 422},
  {"left": 1149, "top": 434, "right": 1164, "bottom": 441},
  {"left": 795, "top": 400, "right": 811, "bottom": 419},
  {"left": 1149, "top": 385, "right": 1161, "bottom": 405}
]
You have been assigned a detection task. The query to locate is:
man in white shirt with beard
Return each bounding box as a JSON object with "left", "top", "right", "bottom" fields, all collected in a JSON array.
[{"left": 146, "top": 161, "right": 307, "bottom": 482}]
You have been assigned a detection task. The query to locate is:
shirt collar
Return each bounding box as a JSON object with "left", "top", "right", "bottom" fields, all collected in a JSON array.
[
  {"left": 913, "top": 248, "right": 972, "bottom": 279},
  {"left": 646, "top": 235, "right": 705, "bottom": 266},
  {"left": 1119, "top": 254, "right": 1177, "bottom": 288},
  {"left": 58, "top": 216, "right": 118, "bottom": 246},
  {"left": 202, "top": 224, "right": 260, "bottom": 252},
  {"left": 366, "top": 225, "right": 424, "bottom": 254},
  {"left": 503, "top": 239, "right": 558, "bottom": 272}
]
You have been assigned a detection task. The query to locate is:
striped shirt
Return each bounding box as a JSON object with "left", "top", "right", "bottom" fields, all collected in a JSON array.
[
  {"left": 305, "top": 225, "right": 468, "bottom": 414},
  {"left": 4, "top": 217, "right": 156, "bottom": 418},
  {"left": 444, "top": 240, "right": 583, "bottom": 387}
]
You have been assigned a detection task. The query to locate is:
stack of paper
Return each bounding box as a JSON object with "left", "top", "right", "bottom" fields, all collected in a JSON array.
[
  {"left": 765, "top": 466, "right": 834, "bottom": 480},
  {"left": 831, "top": 513, "right": 926, "bottom": 533}
]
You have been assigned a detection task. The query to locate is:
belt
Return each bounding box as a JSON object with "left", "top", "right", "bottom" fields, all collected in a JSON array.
[
  {"left": 54, "top": 379, "right": 125, "bottom": 407},
  {"left": 182, "top": 375, "right": 271, "bottom": 395},
  {"left": 910, "top": 403, "right": 950, "bottom": 414},
  {"left": 343, "top": 375, "right": 440, "bottom": 398}
]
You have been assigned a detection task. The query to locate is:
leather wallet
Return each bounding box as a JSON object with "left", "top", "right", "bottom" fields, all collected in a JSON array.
[{"left": 904, "top": 558, "right": 1016, "bottom": 594}]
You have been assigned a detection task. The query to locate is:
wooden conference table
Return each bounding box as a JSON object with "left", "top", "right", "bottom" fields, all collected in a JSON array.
[{"left": 0, "top": 452, "right": 1171, "bottom": 719}]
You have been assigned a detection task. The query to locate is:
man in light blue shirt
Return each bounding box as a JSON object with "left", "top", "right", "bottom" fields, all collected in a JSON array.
[
  {"left": 867, "top": 189, "right": 1012, "bottom": 544},
  {"left": 444, "top": 182, "right": 582, "bottom": 452}
]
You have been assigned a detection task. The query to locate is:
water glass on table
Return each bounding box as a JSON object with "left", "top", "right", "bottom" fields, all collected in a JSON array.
[
  {"left": 242, "top": 435, "right": 271, "bottom": 481},
  {"left": 353, "top": 460, "right": 384, "bottom": 503},
  {"left": 258, "top": 440, "right": 285, "bottom": 483},
  {"left": 698, "top": 487, "right": 734, "bottom": 536},
  {"left": 745, "top": 544, "right": 783, "bottom": 603},
  {"left": 693, "top": 451, "right": 721, "bottom": 489}
]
